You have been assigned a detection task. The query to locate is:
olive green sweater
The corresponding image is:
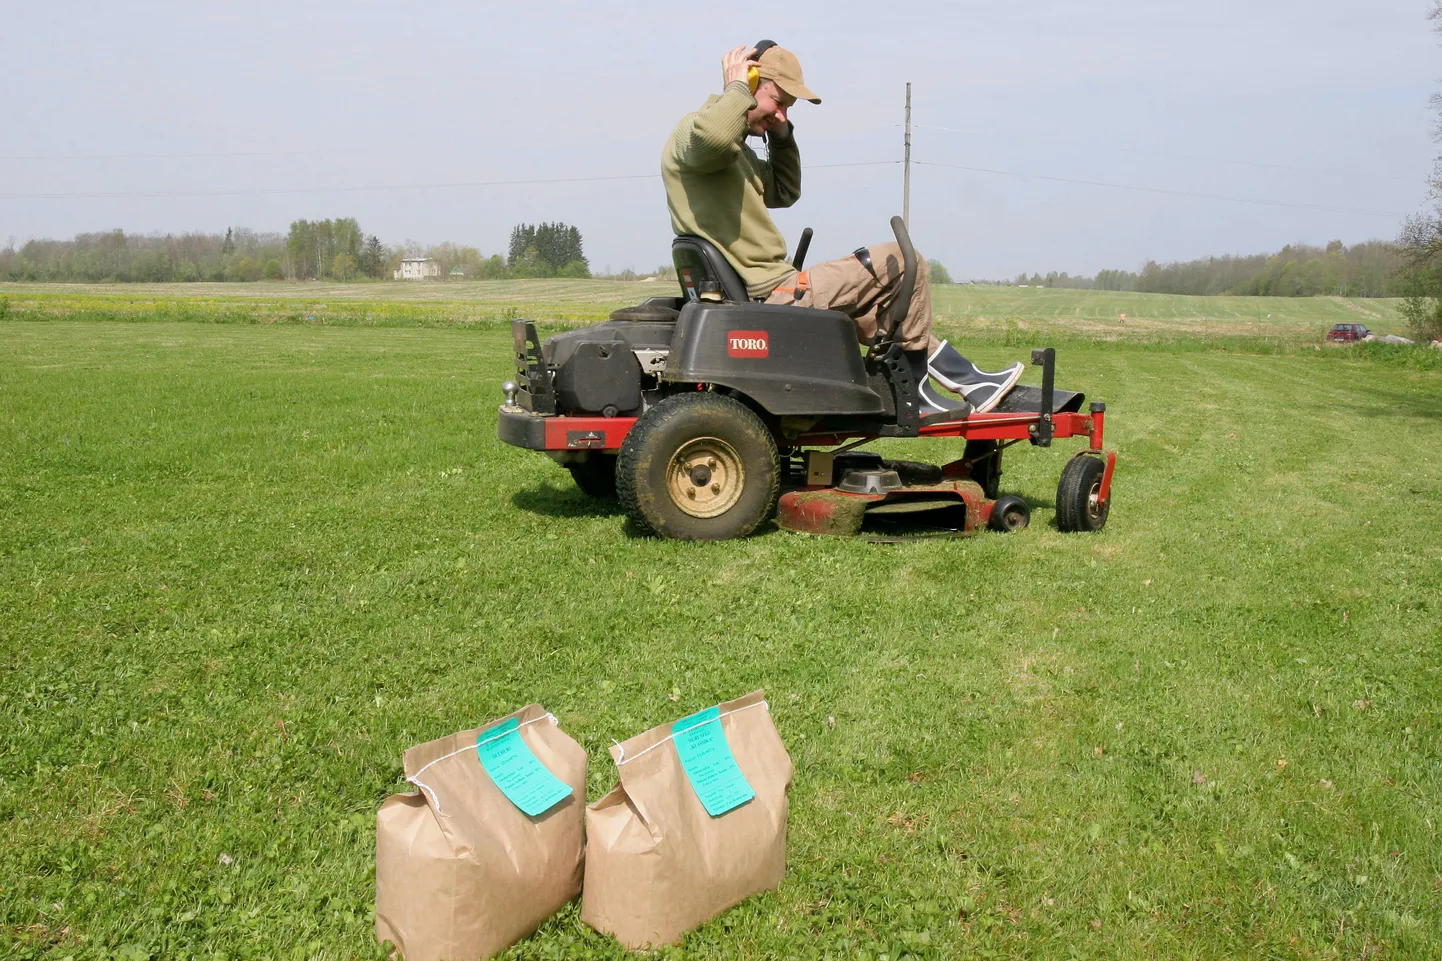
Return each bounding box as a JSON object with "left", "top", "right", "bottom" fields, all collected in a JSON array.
[{"left": 662, "top": 80, "right": 802, "bottom": 298}]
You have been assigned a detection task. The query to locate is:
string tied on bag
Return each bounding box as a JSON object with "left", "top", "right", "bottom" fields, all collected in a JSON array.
[
  {"left": 407, "top": 712, "right": 558, "bottom": 817},
  {"left": 614, "top": 700, "right": 769, "bottom": 766}
]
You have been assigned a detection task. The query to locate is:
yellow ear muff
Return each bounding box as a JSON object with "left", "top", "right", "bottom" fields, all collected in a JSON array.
[{"left": 746, "top": 40, "right": 776, "bottom": 95}]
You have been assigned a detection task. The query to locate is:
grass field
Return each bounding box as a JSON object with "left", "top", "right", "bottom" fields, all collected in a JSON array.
[
  {"left": 2, "top": 288, "right": 1441, "bottom": 960},
  {"left": 0, "top": 280, "right": 1411, "bottom": 346}
]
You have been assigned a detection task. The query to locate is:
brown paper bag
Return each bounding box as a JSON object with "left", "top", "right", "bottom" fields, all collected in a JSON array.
[
  {"left": 375, "top": 705, "right": 586, "bottom": 961},
  {"left": 581, "top": 690, "right": 792, "bottom": 948}
]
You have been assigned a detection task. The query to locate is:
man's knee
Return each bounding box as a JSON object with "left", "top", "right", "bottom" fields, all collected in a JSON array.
[{"left": 867, "top": 241, "right": 926, "bottom": 285}]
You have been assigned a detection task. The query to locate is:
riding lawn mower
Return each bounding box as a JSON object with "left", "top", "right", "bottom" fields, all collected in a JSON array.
[{"left": 497, "top": 217, "right": 1116, "bottom": 541}]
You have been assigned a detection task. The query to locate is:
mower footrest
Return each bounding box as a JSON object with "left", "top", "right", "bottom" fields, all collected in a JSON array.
[{"left": 992, "top": 384, "right": 1085, "bottom": 414}]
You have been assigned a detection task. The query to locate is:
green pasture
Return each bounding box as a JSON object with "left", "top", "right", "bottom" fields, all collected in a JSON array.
[
  {"left": 0, "top": 280, "right": 1409, "bottom": 346},
  {"left": 931, "top": 286, "right": 1405, "bottom": 342},
  {"left": 2, "top": 303, "right": 1440, "bottom": 960}
]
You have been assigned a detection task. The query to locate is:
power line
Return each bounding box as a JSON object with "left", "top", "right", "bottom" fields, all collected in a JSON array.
[
  {"left": 0, "top": 162, "right": 898, "bottom": 201},
  {"left": 1119, "top": 146, "right": 1416, "bottom": 185},
  {"left": 0, "top": 152, "right": 1405, "bottom": 219},
  {"left": 6, "top": 123, "right": 1416, "bottom": 189},
  {"left": 909, "top": 123, "right": 1417, "bottom": 185},
  {"left": 808, "top": 161, "right": 900, "bottom": 170},
  {"left": 0, "top": 173, "right": 659, "bottom": 201},
  {"left": 0, "top": 148, "right": 383, "bottom": 162},
  {"left": 911, "top": 158, "right": 1406, "bottom": 218},
  {"left": 0, "top": 138, "right": 649, "bottom": 162}
]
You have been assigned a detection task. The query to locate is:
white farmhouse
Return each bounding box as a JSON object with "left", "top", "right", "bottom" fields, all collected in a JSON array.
[{"left": 394, "top": 257, "right": 440, "bottom": 280}]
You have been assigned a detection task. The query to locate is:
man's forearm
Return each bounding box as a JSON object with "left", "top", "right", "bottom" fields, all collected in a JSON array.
[{"left": 764, "top": 124, "right": 802, "bottom": 208}]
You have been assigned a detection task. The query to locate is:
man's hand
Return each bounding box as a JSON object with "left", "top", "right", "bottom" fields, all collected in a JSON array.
[{"left": 722, "top": 45, "right": 759, "bottom": 89}]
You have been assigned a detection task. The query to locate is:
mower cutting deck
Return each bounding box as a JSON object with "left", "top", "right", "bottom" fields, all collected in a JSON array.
[{"left": 496, "top": 217, "right": 1116, "bottom": 541}]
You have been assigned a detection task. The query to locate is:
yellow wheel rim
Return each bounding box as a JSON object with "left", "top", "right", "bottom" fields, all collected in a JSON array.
[{"left": 666, "top": 437, "right": 744, "bottom": 519}]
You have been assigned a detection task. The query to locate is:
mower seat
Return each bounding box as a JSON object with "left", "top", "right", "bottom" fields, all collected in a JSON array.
[{"left": 672, "top": 236, "right": 751, "bottom": 304}]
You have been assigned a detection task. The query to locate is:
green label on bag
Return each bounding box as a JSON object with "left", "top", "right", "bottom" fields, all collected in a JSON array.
[
  {"left": 475, "top": 717, "right": 572, "bottom": 817},
  {"left": 672, "top": 705, "right": 756, "bottom": 817}
]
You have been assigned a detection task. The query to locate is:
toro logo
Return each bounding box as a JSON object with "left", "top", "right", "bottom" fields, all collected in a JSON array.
[{"left": 727, "top": 330, "right": 769, "bottom": 358}]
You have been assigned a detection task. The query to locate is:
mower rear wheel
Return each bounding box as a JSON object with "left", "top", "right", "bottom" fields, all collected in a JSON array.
[
  {"left": 616, "top": 392, "right": 779, "bottom": 540},
  {"left": 1056, "top": 455, "right": 1109, "bottom": 532},
  {"left": 988, "top": 494, "right": 1030, "bottom": 532},
  {"left": 566, "top": 454, "right": 617, "bottom": 499}
]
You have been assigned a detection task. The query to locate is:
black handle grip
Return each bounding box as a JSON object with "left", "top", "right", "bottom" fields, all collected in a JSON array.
[
  {"left": 883, "top": 215, "right": 917, "bottom": 344},
  {"left": 1036, "top": 347, "right": 1055, "bottom": 446},
  {"left": 792, "top": 227, "right": 813, "bottom": 270}
]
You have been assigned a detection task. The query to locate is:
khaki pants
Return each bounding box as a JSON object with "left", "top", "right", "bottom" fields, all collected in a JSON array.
[{"left": 763, "top": 241, "right": 933, "bottom": 352}]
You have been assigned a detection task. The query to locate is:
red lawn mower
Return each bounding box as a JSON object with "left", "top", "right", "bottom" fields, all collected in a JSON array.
[{"left": 497, "top": 217, "right": 1115, "bottom": 541}]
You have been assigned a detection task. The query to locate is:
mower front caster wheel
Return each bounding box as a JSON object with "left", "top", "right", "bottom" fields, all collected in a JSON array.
[
  {"left": 616, "top": 392, "right": 780, "bottom": 540},
  {"left": 1056, "top": 455, "right": 1109, "bottom": 532},
  {"left": 988, "top": 494, "right": 1030, "bottom": 532}
]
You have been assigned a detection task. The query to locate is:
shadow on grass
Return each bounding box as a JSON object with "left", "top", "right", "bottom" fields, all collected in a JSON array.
[
  {"left": 1352, "top": 388, "right": 1442, "bottom": 421},
  {"left": 511, "top": 483, "right": 626, "bottom": 519},
  {"left": 512, "top": 484, "right": 791, "bottom": 540}
]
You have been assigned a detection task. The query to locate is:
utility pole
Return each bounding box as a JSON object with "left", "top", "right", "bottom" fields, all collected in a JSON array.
[{"left": 903, "top": 82, "right": 912, "bottom": 228}]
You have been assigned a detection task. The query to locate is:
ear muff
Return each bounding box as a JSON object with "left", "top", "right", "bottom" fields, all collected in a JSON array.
[{"left": 748, "top": 39, "right": 777, "bottom": 94}]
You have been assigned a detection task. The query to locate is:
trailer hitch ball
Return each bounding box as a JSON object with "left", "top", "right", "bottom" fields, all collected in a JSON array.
[{"left": 501, "top": 381, "right": 518, "bottom": 405}]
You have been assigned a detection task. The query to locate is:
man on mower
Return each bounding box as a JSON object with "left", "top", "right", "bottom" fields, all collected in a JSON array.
[{"left": 661, "top": 42, "right": 1025, "bottom": 414}]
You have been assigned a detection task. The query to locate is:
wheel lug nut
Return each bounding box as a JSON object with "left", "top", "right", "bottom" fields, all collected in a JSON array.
[
  {"left": 707, "top": 458, "right": 717, "bottom": 468},
  {"left": 687, "top": 487, "right": 696, "bottom": 498},
  {"left": 711, "top": 483, "right": 721, "bottom": 494}
]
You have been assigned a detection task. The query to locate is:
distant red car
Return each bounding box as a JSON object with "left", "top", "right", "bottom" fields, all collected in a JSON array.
[{"left": 1328, "top": 323, "right": 1371, "bottom": 342}]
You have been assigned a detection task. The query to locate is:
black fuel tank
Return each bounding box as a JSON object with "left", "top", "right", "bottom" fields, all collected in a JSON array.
[
  {"left": 543, "top": 320, "right": 676, "bottom": 367},
  {"left": 665, "top": 303, "right": 885, "bottom": 416},
  {"left": 544, "top": 320, "right": 676, "bottom": 416}
]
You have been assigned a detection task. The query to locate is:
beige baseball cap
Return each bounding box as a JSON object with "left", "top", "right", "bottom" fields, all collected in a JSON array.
[{"left": 757, "top": 45, "right": 821, "bottom": 104}]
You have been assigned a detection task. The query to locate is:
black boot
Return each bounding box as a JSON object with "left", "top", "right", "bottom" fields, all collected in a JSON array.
[
  {"left": 907, "top": 349, "right": 971, "bottom": 417},
  {"left": 927, "top": 339, "right": 1024, "bottom": 414},
  {"left": 904, "top": 349, "right": 929, "bottom": 386}
]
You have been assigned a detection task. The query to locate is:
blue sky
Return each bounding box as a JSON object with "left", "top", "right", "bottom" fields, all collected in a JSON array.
[{"left": 1, "top": 0, "right": 1436, "bottom": 278}]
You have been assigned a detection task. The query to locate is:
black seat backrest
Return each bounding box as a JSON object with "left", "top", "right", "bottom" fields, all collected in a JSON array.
[{"left": 672, "top": 236, "right": 750, "bottom": 304}]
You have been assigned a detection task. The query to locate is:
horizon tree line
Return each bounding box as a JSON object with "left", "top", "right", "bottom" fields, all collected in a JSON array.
[
  {"left": 0, "top": 219, "right": 1420, "bottom": 301},
  {"left": 0, "top": 219, "right": 591, "bottom": 283},
  {"left": 1004, "top": 240, "right": 1404, "bottom": 297},
  {"left": 1394, "top": 1, "right": 1442, "bottom": 340}
]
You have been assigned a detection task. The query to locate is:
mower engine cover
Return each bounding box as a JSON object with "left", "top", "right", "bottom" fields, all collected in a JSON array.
[{"left": 544, "top": 320, "right": 676, "bottom": 416}]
